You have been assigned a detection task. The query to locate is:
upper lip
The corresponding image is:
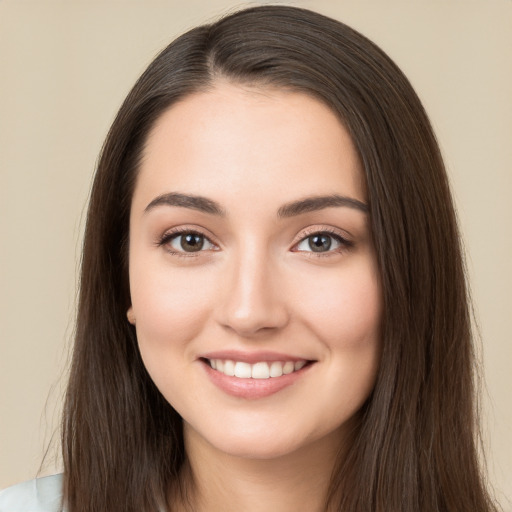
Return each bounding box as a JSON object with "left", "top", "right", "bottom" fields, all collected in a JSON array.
[{"left": 199, "top": 350, "right": 314, "bottom": 364}]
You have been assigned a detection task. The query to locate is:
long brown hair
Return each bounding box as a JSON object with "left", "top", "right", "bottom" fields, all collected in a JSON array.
[{"left": 62, "top": 5, "right": 498, "bottom": 511}]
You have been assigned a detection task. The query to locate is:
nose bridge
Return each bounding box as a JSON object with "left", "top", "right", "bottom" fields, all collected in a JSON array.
[{"left": 218, "top": 238, "right": 288, "bottom": 336}]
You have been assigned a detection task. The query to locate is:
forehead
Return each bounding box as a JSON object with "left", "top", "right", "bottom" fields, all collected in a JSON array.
[{"left": 133, "top": 83, "right": 365, "bottom": 213}]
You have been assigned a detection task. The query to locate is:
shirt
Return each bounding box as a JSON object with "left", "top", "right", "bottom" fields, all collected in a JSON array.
[{"left": 0, "top": 474, "right": 64, "bottom": 512}]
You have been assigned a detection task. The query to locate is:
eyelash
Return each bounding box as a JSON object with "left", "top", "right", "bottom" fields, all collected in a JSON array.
[
  {"left": 294, "top": 227, "right": 354, "bottom": 258},
  {"left": 157, "top": 226, "right": 354, "bottom": 259},
  {"left": 157, "top": 227, "right": 217, "bottom": 259}
]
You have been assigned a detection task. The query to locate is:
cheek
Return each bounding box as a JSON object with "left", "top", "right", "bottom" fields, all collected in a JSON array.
[
  {"left": 130, "top": 263, "right": 216, "bottom": 367},
  {"left": 296, "top": 260, "right": 381, "bottom": 349},
  {"left": 130, "top": 266, "right": 219, "bottom": 410},
  {"left": 293, "top": 259, "right": 381, "bottom": 411}
]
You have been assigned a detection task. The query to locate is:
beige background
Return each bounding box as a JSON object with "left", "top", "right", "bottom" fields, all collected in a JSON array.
[{"left": 1, "top": 0, "right": 511, "bottom": 507}]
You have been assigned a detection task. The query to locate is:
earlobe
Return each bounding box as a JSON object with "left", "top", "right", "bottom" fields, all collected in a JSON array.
[{"left": 127, "top": 307, "right": 136, "bottom": 325}]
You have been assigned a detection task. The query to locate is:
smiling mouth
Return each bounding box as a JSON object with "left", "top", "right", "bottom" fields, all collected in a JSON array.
[{"left": 201, "top": 358, "right": 313, "bottom": 379}]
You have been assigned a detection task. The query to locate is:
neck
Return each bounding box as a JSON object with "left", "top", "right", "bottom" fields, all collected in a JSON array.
[{"left": 171, "top": 424, "right": 349, "bottom": 512}]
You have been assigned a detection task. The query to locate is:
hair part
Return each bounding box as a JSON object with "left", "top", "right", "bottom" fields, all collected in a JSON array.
[{"left": 62, "top": 5, "right": 498, "bottom": 511}]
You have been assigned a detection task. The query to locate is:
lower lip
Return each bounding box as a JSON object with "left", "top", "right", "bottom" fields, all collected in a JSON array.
[{"left": 201, "top": 360, "right": 314, "bottom": 400}]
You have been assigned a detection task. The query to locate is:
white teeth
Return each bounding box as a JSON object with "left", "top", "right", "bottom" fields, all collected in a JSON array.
[
  {"left": 223, "top": 360, "right": 235, "bottom": 376},
  {"left": 251, "top": 362, "right": 270, "bottom": 379},
  {"left": 234, "top": 362, "right": 252, "bottom": 378},
  {"left": 282, "top": 361, "right": 295, "bottom": 375},
  {"left": 207, "top": 359, "right": 308, "bottom": 379},
  {"left": 269, "top": 361, "right": 283, "bottom": 378},
  {"left": 294, "top": 361, "right": 306, "bottom": 371}
]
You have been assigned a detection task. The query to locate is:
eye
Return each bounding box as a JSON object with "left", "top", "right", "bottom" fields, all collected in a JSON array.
[
  {"left": 161, "top": 229, "right": 216, "bottom": 254},
  {"left": 294, "top": 231, "right": 352, "bottom": 254}
]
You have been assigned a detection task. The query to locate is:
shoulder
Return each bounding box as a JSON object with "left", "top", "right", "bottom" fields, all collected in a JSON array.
[{"left": 0, "top": 474, "right": 64, "bottom": 512}]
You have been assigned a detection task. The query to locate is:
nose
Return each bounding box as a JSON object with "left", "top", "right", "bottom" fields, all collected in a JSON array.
[{"left": 215, "top": 245, "right": 290, "bottom": 338}]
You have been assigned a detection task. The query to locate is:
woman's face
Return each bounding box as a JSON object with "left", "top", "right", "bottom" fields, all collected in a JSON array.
[{"left": 128, "top": 82, "right": 381, "bottom": 459}]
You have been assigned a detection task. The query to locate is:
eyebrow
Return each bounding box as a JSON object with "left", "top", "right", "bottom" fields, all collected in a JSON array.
[
  {"left": 277, "top": 194, "right": 368, "bottom": 217},
  {"left": 144, "top": 192, "right": 368, "bottom": 217},
  {"left": 145, "top": 192, "right": 226, "bottom": 216}
]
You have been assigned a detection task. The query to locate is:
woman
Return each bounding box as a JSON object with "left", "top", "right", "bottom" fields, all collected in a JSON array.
[{"left": 0, "top": 5, "right": 500, "bottom": 512}]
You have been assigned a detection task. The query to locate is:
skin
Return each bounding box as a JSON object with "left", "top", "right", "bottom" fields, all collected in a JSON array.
[{"left": 127, "top": 82, "right": 381, "bottom": 512}]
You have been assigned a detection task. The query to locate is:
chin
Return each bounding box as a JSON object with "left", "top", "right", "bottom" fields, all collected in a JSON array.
[
  {"left": 216, "top": 435, "right": 303, "bottom": 460},
  {"left": 184, "top": 414, "right": 345, "bottom": 462}
]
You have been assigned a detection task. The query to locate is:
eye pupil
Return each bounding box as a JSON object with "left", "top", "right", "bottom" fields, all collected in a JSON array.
[
  {"left": 309, "top": 234, "right": 331, "bottom": 252},
  {"left": 181, "top": 233, "right": 204, "bottom": 252}
]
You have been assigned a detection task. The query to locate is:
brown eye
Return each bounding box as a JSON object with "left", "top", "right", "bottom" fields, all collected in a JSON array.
[{"left": 166, "top": 231, "right": 216, "bottom": 253}]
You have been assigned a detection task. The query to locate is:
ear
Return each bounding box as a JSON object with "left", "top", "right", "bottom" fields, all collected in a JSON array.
[{"left": 127, "top": 307, "right": 136, "bottom": 325}]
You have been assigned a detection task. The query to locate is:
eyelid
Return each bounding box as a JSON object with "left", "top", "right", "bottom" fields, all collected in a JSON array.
[
  {"left": 157, "top": 224, "right": 354, "bottom": 257},
  {"left": 157, "top": 226, "right": 220, "bottom": 256},
  {"left": 291, "top": 225, "right": 354, "bottom": 255}
]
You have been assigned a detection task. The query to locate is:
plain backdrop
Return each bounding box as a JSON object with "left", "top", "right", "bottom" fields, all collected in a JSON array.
[{"left": 1, "top": 0, "right": 511, "bottom": 508}]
